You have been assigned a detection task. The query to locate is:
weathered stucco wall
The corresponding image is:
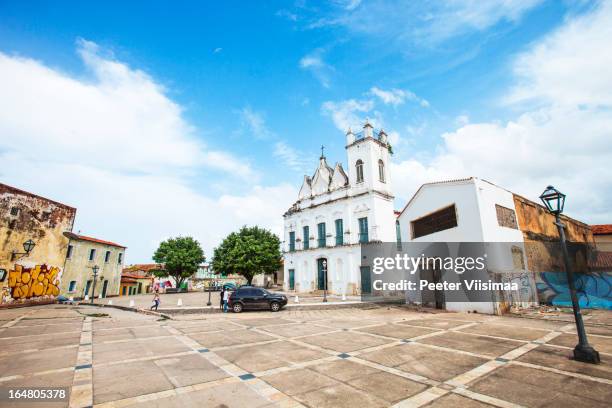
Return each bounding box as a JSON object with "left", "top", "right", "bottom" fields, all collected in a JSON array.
[
  {"left": 0, "top": 183, "right": 76, "bottom": 304},
  {"left": 61, "top": 238, "right": 125, "bottom": 299},
  {"left": 512, "top": 194, "right": 611, "bottom": 309}
]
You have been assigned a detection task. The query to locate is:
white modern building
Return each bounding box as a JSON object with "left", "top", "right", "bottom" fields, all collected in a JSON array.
[
  {"left": 282, "top": 122, "right": 397, "bottom": 296},
  {"left": 396, "top": 177, "right": 537, "bottom": 314}
]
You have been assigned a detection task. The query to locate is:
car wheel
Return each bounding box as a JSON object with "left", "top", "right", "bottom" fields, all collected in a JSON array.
[
  {"left": 270, "top": 302, "right": 280, "bottom": 312},
  {"left": 232, "top": 303, "right": 243, "bottom": 313}
]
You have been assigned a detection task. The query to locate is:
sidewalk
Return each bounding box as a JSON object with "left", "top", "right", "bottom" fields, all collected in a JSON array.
[{"left": 90, "top": 290, "right": 366, "bottom": 313}]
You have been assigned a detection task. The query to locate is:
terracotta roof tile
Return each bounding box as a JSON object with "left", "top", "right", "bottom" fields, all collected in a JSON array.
[
  {"left": 591, "top": 224, "right": 612, "bottom": 235},
  {"left": 64, "top": 232, "right": 126, "bottom": 248}
]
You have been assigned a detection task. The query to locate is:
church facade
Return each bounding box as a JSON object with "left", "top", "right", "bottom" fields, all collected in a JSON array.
[{"left": 282, "top": 122, "right": 397, "bottom": 295}]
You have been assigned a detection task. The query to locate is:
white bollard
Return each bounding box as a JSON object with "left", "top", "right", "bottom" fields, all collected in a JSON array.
[
  {"left": 69, "top": 296, "right": 74, "bottom": 302},
  {"left": 294, "top": 295, "right": 299, "bottom": 303},
  {"left": 84, "top": 295, "right": 89, "bottom": 301},
  {"left": 98, "top": 294, "right": 103, "bottom": 299},
  {"left": 129, "top": 299, "right": 135, "bottom": 307},
  {"left": 108, "top": 299, "right": 113, "bottom": 305},
  {"left": 342, "top": 293, "right": 347, "bottom": 301},
  {"left": 177, "top": 298, "right": 183, "bottom": 307}
]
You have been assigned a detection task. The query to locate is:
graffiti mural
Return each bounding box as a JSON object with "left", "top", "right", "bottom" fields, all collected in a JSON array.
[
  {"left": 536, "top": 271, "right": 612, "bottom": 310},
  {"left": 6, "top": 264, "right": 61, "bottom": 300}
]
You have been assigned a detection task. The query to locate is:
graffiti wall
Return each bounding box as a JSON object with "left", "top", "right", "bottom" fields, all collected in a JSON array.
[
  {"left": 536, "top": 271, "right": 612, "bottom": 310},
  {"left": 4, "top": 264, "right": 61, "bottom": 302}
]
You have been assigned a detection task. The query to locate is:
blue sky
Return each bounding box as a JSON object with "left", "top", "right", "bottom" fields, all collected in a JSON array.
[{"left": 1, "top": 1, "right": 610, "bottom": 262}]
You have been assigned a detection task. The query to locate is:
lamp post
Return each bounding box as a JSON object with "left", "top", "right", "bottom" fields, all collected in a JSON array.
[
  {"left": 11, "top": 239, "right": 36, "bottom": 261},
  {"left": 539, "top": 186, "right": 600, "bottom": 364},
  {"left": 322, "top": 259, "right": 328, "bottom": 303},
  {"left": 206, "top": 277, "right": 213, "bottom": 306},
  {"left": 90, "top": 265, "right": 99, "bottom": 305}
]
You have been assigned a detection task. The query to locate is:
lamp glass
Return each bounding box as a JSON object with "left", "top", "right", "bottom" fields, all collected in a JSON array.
[
  {"left": 23, "top": 239, "right": 36, "bottom": 253},
  {"left": 539, "top": 186, "right": 565, "bottom": 215},
  {"left": 92, "top": 265, "right": 100, "bottom": 275}
]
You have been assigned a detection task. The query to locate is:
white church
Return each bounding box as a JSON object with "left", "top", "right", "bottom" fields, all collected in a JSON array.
[{"left": 282, "top": 121, "right": 397, "bottom": 296}]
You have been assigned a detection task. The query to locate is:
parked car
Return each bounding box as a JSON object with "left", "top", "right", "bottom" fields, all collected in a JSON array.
[{"left": 229, "top": 286, "right": 287, "bottom": 312}]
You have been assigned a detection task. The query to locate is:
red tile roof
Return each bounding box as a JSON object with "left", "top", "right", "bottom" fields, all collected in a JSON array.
[
  {"left": 591, "top": 224, "right": 612, "bottom": 235},
  {"left": 64, "top": 232, "right": 126, "bottom": 248},
  {"left": 123, "top": 264, "right": 161, "bottom": 273},
  {"left": 77, "top": 235, "right": 126, "bottom": 248}
]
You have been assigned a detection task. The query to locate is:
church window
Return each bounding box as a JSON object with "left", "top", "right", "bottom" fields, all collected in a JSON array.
[
  {"left": 335, "top": 219, "right": 343, "bottom": 245},
  {"left": 356, "top": 160, "right": 364, "bottom": 183},
  {"left": 289, "top": 231, "right": 295, "bottom": 252},
  {"left": 317, "top": 223, "right": 326, "bottom": 248},
  {"left": 358, "top": 217, "right": 368, "bottom": 243},
  {"left": 378, "top": 160, "right": 385, "bottom": 183},
  {"left": 396, "top": 220, "right": 402, "bottom": 250},
  {"left": 303, "top": 226, "right": 309, "bottom": 250},
  {"left": 411, "top": 205, "right": 457, "bottom": 239}
]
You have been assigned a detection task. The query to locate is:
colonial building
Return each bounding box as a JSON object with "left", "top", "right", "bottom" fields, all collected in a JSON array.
[
  {"left": 61, "top": 232, "right": 126, "bottom": 299},
  {"left": 0, "top": 183, "right": 76, "bottom": 305},
  {"left": 283, "top": 122, "right": 396, "bottom": 295},
  {"left": 397, "top": 177, "right": 603, "bottom": 313}
]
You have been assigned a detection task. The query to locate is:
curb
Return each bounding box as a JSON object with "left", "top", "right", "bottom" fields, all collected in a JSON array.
[
  {"left": 79, "top": 300, "right": 383, "bottom": 315},
  {"left": 78, "top": 302, "right": 173, "bottom": 320}
]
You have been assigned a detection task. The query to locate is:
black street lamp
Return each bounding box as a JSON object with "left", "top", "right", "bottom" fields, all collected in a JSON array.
[
  {"left": 539, "top": 186, "right": 600, "bottom": 364},
  {"left": 90, "top": 265, "right": 100, "bottom": 305},
  {"left": 322, "top": 259, "right": 328, "bottom": 303},
  {"left": 11, "top": 239, "right": 36, "bottom": 261}
]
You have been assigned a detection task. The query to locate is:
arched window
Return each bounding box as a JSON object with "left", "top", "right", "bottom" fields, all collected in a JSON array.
[
  {"left": 356, "top": 159, "right": 364, "bottom": 183},
  {"left": 378, "top": 159, "right": 385, "bottom": 183}
]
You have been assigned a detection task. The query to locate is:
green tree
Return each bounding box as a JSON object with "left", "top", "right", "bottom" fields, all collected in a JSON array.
[
  {"left": 212, "top": 226, "right": 281, "bottom": 285},
  {"left": 152, "top": 236, "right": 205, "bottom": 290}
]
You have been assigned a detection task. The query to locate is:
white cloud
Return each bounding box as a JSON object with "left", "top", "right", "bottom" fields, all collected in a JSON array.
[
  {"left": 299, "top": 55, "right": 324, "bottom": 69},
  {"left": 240, "top": 106, "right": 273, "bottom": 140},
  {"left": 369, "top": 87, "right": 429, "bottom": 107},
  {"left": 304, "top": 0, "right": 542, "bottom": 45},
  {"left": 391, "top": 3, "right": 612, "bottom": 223},
  {"left": 0, "top": 40, "right": 293, "bottom": 261},
  {"left": 507, "top": 1, "right": 612, "bottom": 108},
  {"left": 273, "top": 141, "right": 312, "bottom": 173},
  {"left": 321, "top": 98, "right": 375, "bottom": 131},
  {"left": 299, "top": 49, "right": 333, "bottom": 88}
]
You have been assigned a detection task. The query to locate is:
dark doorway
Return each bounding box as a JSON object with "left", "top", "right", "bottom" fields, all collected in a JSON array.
[
  {"left": 317, "top": 258, "right": 327, "bottom": 290},
  {"left": 102, "top": 280, "right": 109, "bottom": 298},
  {"left": 421, "top": 268, "right": 445, "bottom": 309},
  {"left": 288, "top": 269, "right": 295, "bottom": 290},
  {"left": 360, "top": 266, "right": 371, "bottom": 294}
]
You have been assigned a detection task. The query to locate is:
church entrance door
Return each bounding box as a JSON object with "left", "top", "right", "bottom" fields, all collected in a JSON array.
[{"left": 317, "top": 258, "right": 327, "bottom": 290}]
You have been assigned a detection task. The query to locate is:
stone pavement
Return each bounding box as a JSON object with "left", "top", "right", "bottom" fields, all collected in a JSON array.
[{"left": 0, "top": 305, "right": 610, "bottom": 408}]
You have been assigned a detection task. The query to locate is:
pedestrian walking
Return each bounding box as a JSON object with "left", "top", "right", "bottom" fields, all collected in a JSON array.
[
  {"left": 223, "top": 289, "right": 230, "bottom": 313},
  {"left": 150, "top": 292, "right": 160, "bottom": 311},
  {"left": 219, "top": 287, "right": 225, "bottom": 311}
]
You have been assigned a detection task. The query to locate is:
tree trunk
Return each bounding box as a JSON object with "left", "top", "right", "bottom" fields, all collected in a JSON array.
[{"left": 175, "top": 276, "right": 184, "bottom": 290}]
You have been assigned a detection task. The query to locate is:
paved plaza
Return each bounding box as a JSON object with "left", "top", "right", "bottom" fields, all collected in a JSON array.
[{"left": 0, "top": 305, "right": 610, "bottom": 408}]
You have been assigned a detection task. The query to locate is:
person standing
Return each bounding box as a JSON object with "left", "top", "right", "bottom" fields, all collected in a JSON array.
[
  {"left": 150, "top": 292, "right": 160, "bottom": 311},
  {"left": 223, "top": 289, "right": 230, "bottom": 313},
  {"left": 219, "top": 287, "right": 225, "bottom": 311}
]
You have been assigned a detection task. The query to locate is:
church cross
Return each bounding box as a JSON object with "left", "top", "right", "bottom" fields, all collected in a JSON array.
[{"left": 320, "top": 145, "right": 325, "bottom": 158}]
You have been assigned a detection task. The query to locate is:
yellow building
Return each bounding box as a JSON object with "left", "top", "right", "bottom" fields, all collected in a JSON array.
[
  {"left": 61, "top": 233, "right": 126, "bottom": 299},
  {"left": 0, "top": 183, "right": 76, "bottom": 305},
  {"left": 120, "top": 264, "right": 156, "bottom": 296}
]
